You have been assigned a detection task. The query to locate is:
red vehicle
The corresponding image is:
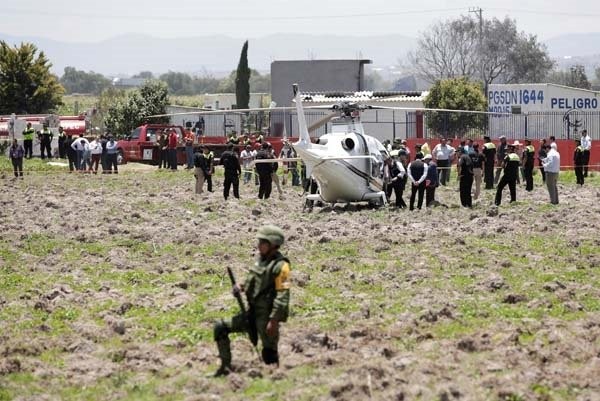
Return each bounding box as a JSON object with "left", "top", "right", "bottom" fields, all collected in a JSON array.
[
  {"left": 117, "top": 124, "right": 298, "bottom": 164},
  {"left": 0, "top": 115, "right": 86, "bottom": 138}
]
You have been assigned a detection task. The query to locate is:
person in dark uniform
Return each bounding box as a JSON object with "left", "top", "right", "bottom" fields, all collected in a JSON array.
[
  {"left": 522, "top": 139, "right": 535, "bottom": 191},
  {"left": 220, "top": 144, "right": 242, "bottom": 200},
  {"left": 407, "top": 153, "right": 428, "bottom": 210},
  {"left": 57, "top": 127, "right": 66, "bottom": 158},
  {"left": 65, "top": 134, "right": 78, "bottom": 172},
  {"left": 213, "top": 225, "right": 291, "bottom": 376},
  {"left": 255, "top": 142, "right": 274, "bottom": 199},
  {"left": 38, "top": 124, "right": 53, "bottom": 159},
  {"left": 383, "top": 155, "right": 406, "bottom": 208},
  {"left": 495, "top": 142, "right": 521, "bottom": 206},
  {"left": 482, "top": 136, "right": 496, "bottom": 189},
  {"left": 22, "top": 122, "right": 35, "bottom": 159},
  {"left": 457, "top": 147, "right": 474, "bottom": 207},
  {"left": 538, "top": 139, "right": 548, "bottom": 184},
  {"left": 574, "top": 139, "right": 585, "bottom": 186},
  {"left": 202, "top": 146, "right": 215, "bottom": 192},
  {"left": 100, "top": 134, "right": 108, "bottom": 172},
  {"left": 423, "top": 154, "right": 438, "bottom": 207}
]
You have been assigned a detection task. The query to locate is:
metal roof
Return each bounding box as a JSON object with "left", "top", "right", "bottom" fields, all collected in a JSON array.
[{"left": 301, "top": 90, "right": 428, "bottom": 103}]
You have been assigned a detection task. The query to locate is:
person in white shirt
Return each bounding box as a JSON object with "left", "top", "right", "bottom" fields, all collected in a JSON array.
[
  {"left": 432, "top": 138, "right": 454, "bottom": 186},
  {"left": 240, "top": 144, "right": 255, "bottom": 184},
  {"left": 105, "top": 135, "right": 119, "bottom": 174},
  {"left": 70, "top": 134, "right": 90, "bottom": 171},
  {"left": 541, "top": 143, "right": 560, "bottom": 205},
  {"left": 88, "top": 137, "right": 103, "bottom": 174},
  {"left": 580, "top": 130, "right": 592, "bottom": 177}
]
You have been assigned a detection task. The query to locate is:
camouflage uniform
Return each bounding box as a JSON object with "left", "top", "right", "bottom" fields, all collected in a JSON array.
[{"left": 214, "top": 225, "right": 291, "bottom": 372}]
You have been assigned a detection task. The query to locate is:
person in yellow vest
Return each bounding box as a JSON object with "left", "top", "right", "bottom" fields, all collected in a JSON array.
[
  {"left": 522, "top": 139, "right": 536, "bottom": 192},
  {"left": 574, "top": 139, "right": 585, "bottom": 186},
  {"left": 482, "top": 136, "right": 496, "bottom": 189},
  {"left": 38, "top": 124, "right": 53, "bottom": 160},
  {"left": 22, "top": 122, "right": 35, "bottom": 159},
  {"left": 495, "top": 142, "right": 521, "bottom": 206}
]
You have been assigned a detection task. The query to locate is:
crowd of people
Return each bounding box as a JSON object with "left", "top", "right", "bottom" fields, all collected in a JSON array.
[
  {"left": 381, "top": 129, "right": 593, "bottom": 209},
  {"left": 7, "top": 123, "right": 594, "bottom": 211},
  {"left": 191, "top": 140, "right": 300, "bottom": 201}
]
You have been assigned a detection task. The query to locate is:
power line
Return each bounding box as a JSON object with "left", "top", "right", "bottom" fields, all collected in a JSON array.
[{"left": 487, "top": 7, "right": 600, "bottom": 18}]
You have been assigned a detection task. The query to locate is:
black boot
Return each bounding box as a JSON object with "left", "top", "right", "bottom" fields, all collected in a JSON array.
[{"left": 214, "top": 363, "right": 232, "bottom": 377}]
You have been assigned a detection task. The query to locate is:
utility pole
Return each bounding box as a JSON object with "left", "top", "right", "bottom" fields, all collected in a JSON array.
[{"left": 469, "top": 7, "right": 485, "bottom": 93}]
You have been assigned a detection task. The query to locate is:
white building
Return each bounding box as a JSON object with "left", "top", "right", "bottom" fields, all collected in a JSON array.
[{"left": 488, "top": 83, "right": 600, "bottom": 138}]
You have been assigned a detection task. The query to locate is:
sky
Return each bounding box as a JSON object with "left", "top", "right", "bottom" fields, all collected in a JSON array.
[{"left": 2, "top": 0, "right": 600, "bottom": 42}]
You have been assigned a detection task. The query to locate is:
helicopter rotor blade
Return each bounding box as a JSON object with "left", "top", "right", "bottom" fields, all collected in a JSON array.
[
  {"left": 307, "top": 112, "right": 338, "bottom": 133},
  {"left": 146, "top": 106, "right": 296, "bottom": 119}
]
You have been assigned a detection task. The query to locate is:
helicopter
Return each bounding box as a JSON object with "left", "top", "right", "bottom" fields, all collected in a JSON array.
[
  {"left": 147, "top": 85, "right": 509, "bottom": 208},
  {"left": 290, "top": 84, "right": 390, "bottom": 206}
]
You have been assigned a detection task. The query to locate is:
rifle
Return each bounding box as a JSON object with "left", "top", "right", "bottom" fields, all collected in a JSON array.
[{"left": 226, "top": 266, "right": 261, "bottom": 360}]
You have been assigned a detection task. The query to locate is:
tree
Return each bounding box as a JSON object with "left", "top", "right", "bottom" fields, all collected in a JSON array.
[
  {"left": 423, "top": 77, "right": 487, "bottom": 137},
  {"left": 60, "top": 66, "right": 111, "bottom": 95},
  {"left": 103, "top": 80, "right": 169, "bottom": 136},
  {"left": 159, "top": 71, "right": 194, "bottom": 95},
  {"left": 235, "top": 40, "right": 250, "bottom": 109},
  {"left": 133, "top": 71, "right": 154, "bottom": 79},
  {"left": 0, "top": 41, "right": 64, "bottom": 114},
  {"left": 566, "top": 65, "right": 591, "bottom": 89},
  {"left": 546, "top": 65, "right": 592, "bottom": 89},
  {"left": 409, "top": 16, "right": 554, "bottom": 87},
  {"left": 249, "top": 70, "right": 270, "bottom": 93}
]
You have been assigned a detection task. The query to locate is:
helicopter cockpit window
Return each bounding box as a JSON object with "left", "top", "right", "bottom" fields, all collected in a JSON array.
[{"left": 371, "top": 151, "right": 385, "bottom": 178}]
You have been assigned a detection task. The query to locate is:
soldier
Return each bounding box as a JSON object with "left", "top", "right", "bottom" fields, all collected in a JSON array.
[
  {"left": 522, "top": 139, "right": 535, "bottom": 191},
  {"left": 495, "top": 142, "right": 521, "bottom": 206},
  {"left": 213, "top": 225, "right": 291, "bottom": 376},
  {"left": 22, "top": 122, "right": 35, "bottom": 159}
]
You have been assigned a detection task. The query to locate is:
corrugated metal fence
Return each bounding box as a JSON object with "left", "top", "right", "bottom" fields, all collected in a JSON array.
[{"left": 183, "top": 110, "right": 600, "bottom": 141}]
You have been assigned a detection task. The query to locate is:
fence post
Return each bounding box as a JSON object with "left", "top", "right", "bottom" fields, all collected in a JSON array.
[{"left": 524, "top": 113, "right": 528, "bottom": 139}]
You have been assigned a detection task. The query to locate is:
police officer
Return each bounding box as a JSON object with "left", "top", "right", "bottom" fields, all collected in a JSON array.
[
  {"left": 38, "top": 124, "right": 53, "bottom": 159},
  {"left": 202, "top": 146, "right": 215, "bottom": 192},
  {"left": 495, "top": 142, "right": 521, "bottom": 206},
  {"left": 522, "top": 139, "right": 535, "bottom": 191},
  {"left": 220, "top": 144, "right": 242, "bottom": 199},
  {"left": 574, "top": 139, "right": 585, "bottom": 186},
  {"left": 22, "top": 122, "right": 35, "bottom": 159},
  {"left": 57, "top": 127, "right": 67, "bottom": 158},
  {"left": 482, "top": 136, "right": 496, "bottom": 189},
  {"left": 213, "top": 225, "right": 291, "bottom": 376},
  {"left": 255, "top": 142, "right": 274, "bottom": 199}
]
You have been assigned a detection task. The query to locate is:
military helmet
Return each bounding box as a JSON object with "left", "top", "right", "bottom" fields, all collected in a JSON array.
[{"left": 256, "top": 225, "right": 285, "bottom": 246}]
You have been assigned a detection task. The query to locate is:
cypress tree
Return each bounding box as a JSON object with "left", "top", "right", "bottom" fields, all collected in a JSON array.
[{"left": 235, "top": 40, "right": 250, "bottom": 110}]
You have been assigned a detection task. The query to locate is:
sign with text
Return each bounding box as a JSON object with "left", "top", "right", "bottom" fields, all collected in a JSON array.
[{"left": 488, "top": 84, "right": 600, "bottom": 113}]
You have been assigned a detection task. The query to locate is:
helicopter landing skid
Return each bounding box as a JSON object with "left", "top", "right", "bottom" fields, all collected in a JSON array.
[{"left": 362, "top": 191, "right": 388, "bottom": 207}]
